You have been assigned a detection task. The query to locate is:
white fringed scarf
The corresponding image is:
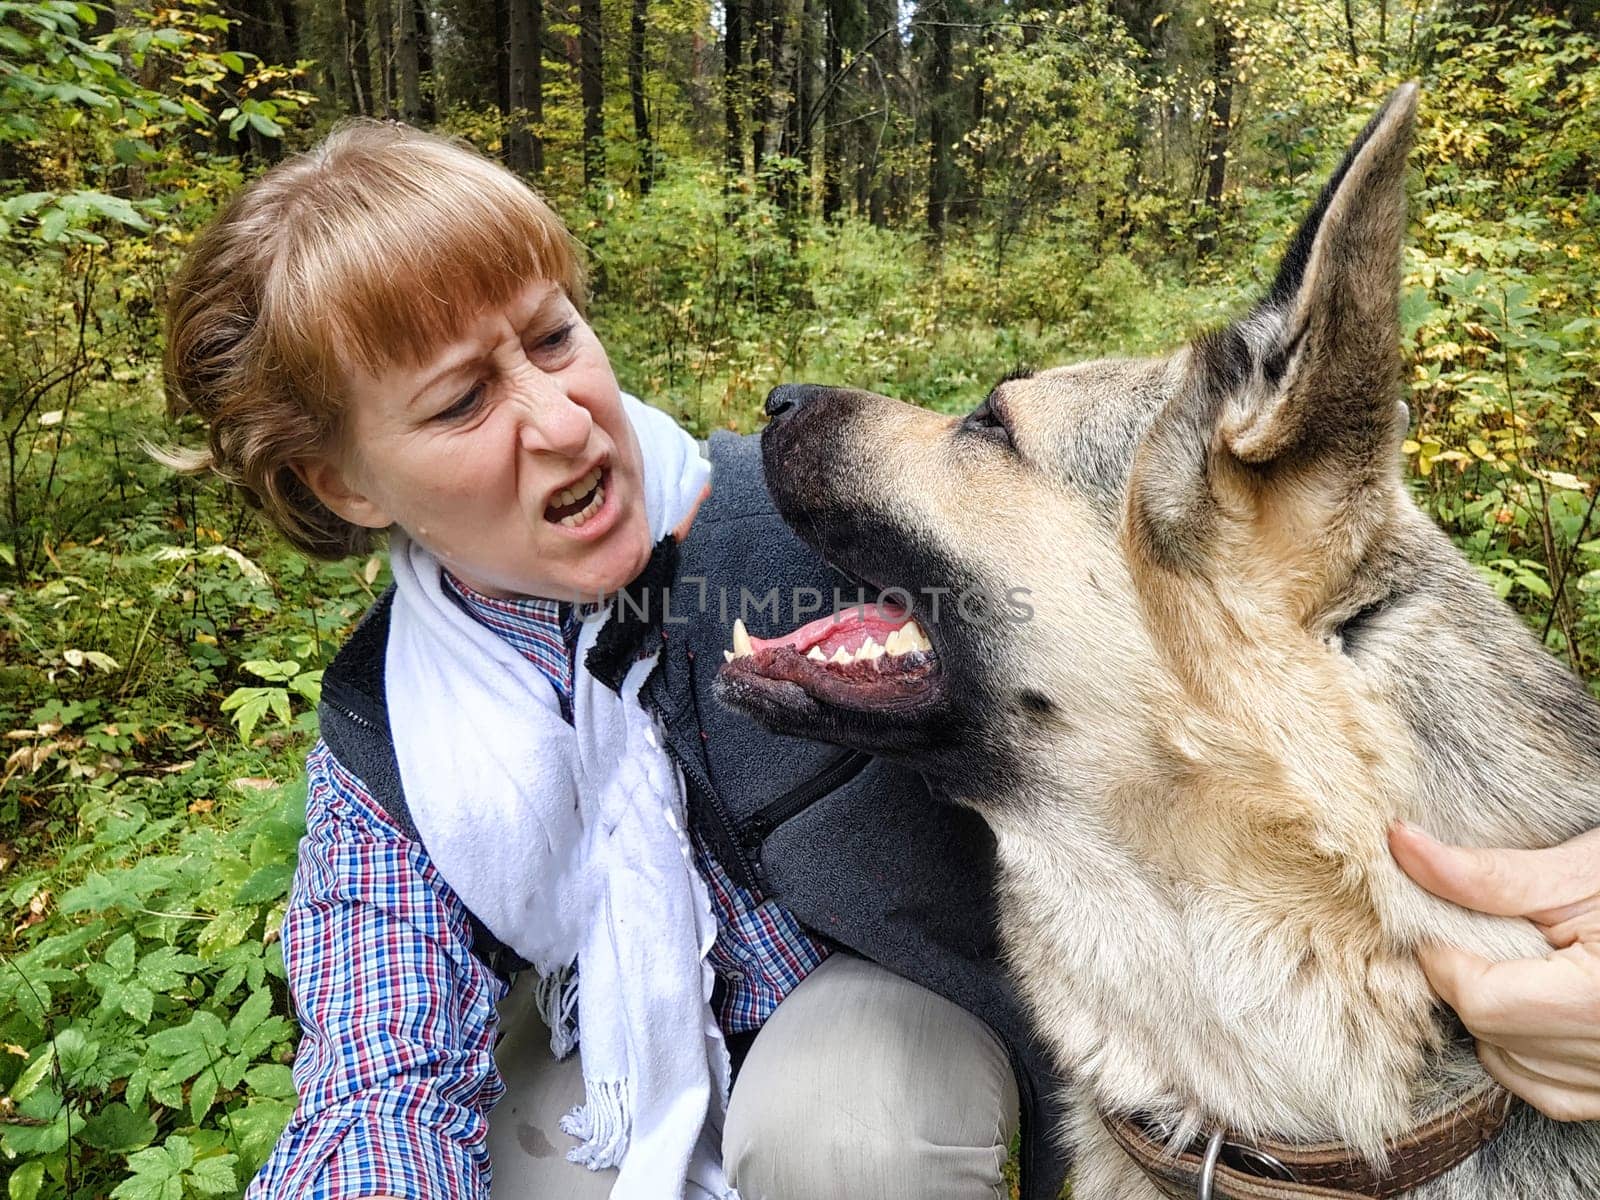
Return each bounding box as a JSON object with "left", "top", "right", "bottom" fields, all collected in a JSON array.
[{"left": 385, "top": 395, "right": 735, "bottom": 1199}]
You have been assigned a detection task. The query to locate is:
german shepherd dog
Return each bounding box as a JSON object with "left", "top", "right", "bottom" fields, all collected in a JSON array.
[{"left": 718, "top": 86, "right": 1600, "bottom": 1196}]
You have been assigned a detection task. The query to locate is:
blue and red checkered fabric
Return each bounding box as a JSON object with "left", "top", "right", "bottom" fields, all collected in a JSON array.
[{"left": 247, "top": 578, "right": 828, "bottom": 1196}]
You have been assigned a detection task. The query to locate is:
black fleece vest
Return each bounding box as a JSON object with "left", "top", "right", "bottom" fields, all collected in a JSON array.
[{"left": 316, "top": 431, "right": 1070, "bottom": 1200}]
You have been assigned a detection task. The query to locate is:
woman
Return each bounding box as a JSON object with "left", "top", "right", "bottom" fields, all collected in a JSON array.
[{"left": 162, "top": 120, "right": 1064, "bottom": 1199}]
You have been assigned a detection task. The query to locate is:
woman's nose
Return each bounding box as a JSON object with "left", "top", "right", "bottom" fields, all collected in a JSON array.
[{"left": 510, "top": 375, "right": 592, "bottom": 458}]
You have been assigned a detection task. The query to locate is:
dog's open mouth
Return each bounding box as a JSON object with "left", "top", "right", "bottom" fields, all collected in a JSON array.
[{"left": 718, "top": 600, "right": 942, "bottom": 715}]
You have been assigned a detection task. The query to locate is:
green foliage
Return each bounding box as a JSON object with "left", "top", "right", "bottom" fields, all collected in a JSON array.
[{"left": 1, "top": 2, "right": 1596, "bottom": 1197}]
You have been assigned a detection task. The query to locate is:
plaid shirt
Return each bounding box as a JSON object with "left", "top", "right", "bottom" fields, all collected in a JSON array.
[{"left": 247, "top": 577, "right": 828, "bottom": 1198}]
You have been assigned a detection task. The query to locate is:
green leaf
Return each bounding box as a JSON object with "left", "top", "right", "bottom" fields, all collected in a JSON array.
[
  {"left": 246, "top": 110, "right": 285, "bottom": 138},
  {"left": 197, "top": 906, "right": 255, "bottom": 957},
  {"left": 220, "top": 687, "right": 276, "bottom": 744},
  {"left": 114, "top": 1141, "right": 184, "bottom": 1200},
  {"left": 242, "top": 1063, "right": 296, "bottom": 1099},
  {"left": 107, "top": 931, "right": 137, "bottom": 975},
  {"left": 10, "top": 1041, "right": 55, "bottom": 1101},
  {"left": 227, "top": 988, "right": 273, "bottom": 1049},
  {"left": 55, "top": 1025, "right": 98, "bottom": 1080},
  {"left": 188, "top": 1152, "right": 239, "bottom": 1196},
  {"left": 189, "top": 1065, "right": 220, "bottom": 1124},
  {"left": 39, "top": 205, "right": 69, "bottom": 242},
  {"left": 74, "top": 190, "right": 151, "bottom": 231},
  {"left": 1, "top": 1090, "right": 68, "bottom": 1157},
  {"left": 226, "top": 1098, "right": 294, "bottom": 1171},
  {"left": 137, "top": 946, "right": 203, "bottom": 991},
  {"left": 117, "top": 981, "right": 155, "bottom": 1024},
  {"left": 234, "top": 863, "right": 292, "bottom": 904},
  {"left": 8, "top": 1161, "right": 44, "bottom": 1200},
  {"left": 82, "top": 1101, "right": 158, "bottom": 1152}
]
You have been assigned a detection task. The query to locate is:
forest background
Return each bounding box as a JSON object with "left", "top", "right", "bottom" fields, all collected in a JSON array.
[{"left": 1, "top": 0, "right": 1597, "bottom": 1195}]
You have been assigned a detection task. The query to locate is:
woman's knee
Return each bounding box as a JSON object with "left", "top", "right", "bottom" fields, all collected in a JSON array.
[{"left": 722, "top": 955, "right": 1018, "bottom": 1200}]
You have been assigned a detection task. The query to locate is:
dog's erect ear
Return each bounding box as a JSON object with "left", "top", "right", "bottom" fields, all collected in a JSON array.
[
  {"left": 1221, "top": 82, "right": 1417, "bottom": 465},
  {"left": 1131, "top": 84, "right": 1418, "bottom": 574}
]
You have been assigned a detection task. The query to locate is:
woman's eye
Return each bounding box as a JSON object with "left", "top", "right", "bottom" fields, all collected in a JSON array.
[
  {"left": 962, "top": 398, "right": 1012, "bottom": 448},
  {"left": 434, "top": 383, "right": 485, "bottom": 423},
  {"left": 531, "top": 323, "right": 575, "bottom": 354}
]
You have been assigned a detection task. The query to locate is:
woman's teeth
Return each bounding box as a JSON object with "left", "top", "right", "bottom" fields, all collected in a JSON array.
[
  {"left": 548, "top": 466, "right": 606, "bottom": 528},
  {"left": 561, "top": 485, "right": 605, "bottom": 527}
]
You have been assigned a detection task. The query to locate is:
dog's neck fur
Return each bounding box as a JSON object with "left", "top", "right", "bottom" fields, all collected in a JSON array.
[{"left": 971, "top": 512, "right": 1596, "bottom": 1156}]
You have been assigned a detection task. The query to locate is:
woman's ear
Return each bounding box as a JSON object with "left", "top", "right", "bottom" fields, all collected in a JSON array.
[{"left": 292, "top": 457, "right": 393, "bottom": 530}]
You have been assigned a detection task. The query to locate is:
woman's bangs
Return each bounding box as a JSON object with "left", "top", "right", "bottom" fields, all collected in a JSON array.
[{"left": 297, "top": 177, "right": 579, "bottom": 385}]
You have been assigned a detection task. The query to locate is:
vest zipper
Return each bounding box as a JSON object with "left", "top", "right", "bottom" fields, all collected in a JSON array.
[
  {"left": 320, "top": 679, "right": 386, "bottom": 733},
  {"left": 653, "top": 717, "right": 764, "bottom": 891},
  {"left": 741, "top": 750, "right": 873, "bottom": 846}
]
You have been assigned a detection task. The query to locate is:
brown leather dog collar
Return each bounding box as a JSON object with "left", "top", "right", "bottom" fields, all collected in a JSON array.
[{"left": 1101, "top": 1078, "right": 1515, "bottom": 1199}]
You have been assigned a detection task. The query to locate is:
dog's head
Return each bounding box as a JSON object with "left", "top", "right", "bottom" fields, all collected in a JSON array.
[{"left": 720, "top": 87, "right": 1427, "bottom": 811}]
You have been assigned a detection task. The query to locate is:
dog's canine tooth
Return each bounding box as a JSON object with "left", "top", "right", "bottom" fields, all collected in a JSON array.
[{"left": 732, "top": 619, "right": 754, "bottom": 658}]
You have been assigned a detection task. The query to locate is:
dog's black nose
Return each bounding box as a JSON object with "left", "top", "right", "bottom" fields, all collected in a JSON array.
[{"left": 765, "top": 384, "right": 827, "bottom": 420}]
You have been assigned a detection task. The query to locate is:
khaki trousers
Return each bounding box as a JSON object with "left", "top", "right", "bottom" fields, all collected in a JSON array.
[{"left": 488, "top": 953, "right": 1020, "bottom": 1199}]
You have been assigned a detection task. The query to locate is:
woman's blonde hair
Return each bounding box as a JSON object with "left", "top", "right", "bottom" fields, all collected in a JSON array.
[{"left": 162, "top": 120, "right": 587, "bottom": 560}]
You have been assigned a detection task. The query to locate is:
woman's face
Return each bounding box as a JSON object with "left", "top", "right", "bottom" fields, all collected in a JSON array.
[{"left": 303, "top": 278, "right": 652, "bottom": 600}]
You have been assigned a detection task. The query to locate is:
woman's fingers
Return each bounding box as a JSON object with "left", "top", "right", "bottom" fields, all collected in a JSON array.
[
  {"left": 1416, "top": 941, "right": 1600, "bottom": 1121},
  {"left": 1478, "top": 1040, "right": 1600, "bottom": 1123},
  {"left": 1392, "top": 824, "right": 1600, "bottom": 1122},
  {"left": 1388, "top": 822, "right": 1600, "bottom": 923}
]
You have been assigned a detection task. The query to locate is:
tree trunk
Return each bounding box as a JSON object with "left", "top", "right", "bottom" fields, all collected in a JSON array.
[
  {"left": 822, "top": 0, "right": 844, "bottom": 218},
  {"left": 763, "top": 0, "right": 802, "bottom": 159},
  {"left": 630, "top": 0, "right": 653, "bottom": 193},
  {"left": 925, "top": 1, "right": 952, "bottom": 238},
  {"left": 508, "top": 0, "right": 540, "bottom": 173},
  {"left": 531, "top": 0, "right": 544, "bottom": 173},
  {"left": 494, "top": 0, "right": 512, "bottom": 129},
  {"left": 345, "top": 0, "right": 372, "bottom": 116},
  {"left": 372, "top": 0, "right": 395, "bottom": 117},
  {"left": 416, "top": 0, "right": 437, "bottom": 122},
  {"left": 865, "top": 0, "right": 897, "bottom": 226},
  {"left": 724, "top": 0, "right": 745, "bottom": 177},
  {"left": 1199, "top": 15, "right": 1233, "bottom": 258},
  {"left": 960, "top": 54, "right": 985, "bottom": 221},
  {"left": 797, "top": 0, "right": 817, "bottom": 175},
  {"left": 751, "top": 0, "right": 771, "bottom": 170},
  {"left": 397, "top": 0, "right": 422, "bottom": 121},
  {"left": 1342, "top": 0, "right": 1362, "bottom": 67},
  {"left": 580, "top": 0, "right": 605, "bottom": 187}
]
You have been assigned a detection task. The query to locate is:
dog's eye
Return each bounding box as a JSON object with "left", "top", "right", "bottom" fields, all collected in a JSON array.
[{"left": 962, "top": 398, "right": 1013, "bottom": 449}]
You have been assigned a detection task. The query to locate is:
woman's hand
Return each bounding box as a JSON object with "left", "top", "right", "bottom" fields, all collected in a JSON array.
[{"left": 1388, "top": 821, "right": 1600, "bottom": 1121}]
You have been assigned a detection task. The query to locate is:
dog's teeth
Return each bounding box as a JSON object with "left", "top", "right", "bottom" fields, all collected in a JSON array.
[
  {"left": 858, "top": 637, "right": 885, "bottom": 661},
  {"left": 830, "top": 647, "right": 853, "bottom": 665},
  {"left": 907, "top": 621, "right": 932, "bottom": 652},
  {"left": 807, "top": 647, "right": 827, "bottom": 662},
  {"left": 724, "top": 650, "right": 735, "bottom": 663},
  {"left": 732, "top": 619, "right": 754, "bottom": 658},
  {"left": 884, "top": 627, "right": 909, "bottom": 655}
]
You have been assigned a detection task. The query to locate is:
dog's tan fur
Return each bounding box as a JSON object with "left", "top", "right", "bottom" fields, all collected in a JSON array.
[{"left": 727, "top": 85, "right": 1600, "bottom": 1197}]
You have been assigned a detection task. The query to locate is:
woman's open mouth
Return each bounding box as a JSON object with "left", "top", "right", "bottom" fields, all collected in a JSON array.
[
  {"left": 544, "top": 465, "right": 607, "bottom": 529},
  {"left": 718, "top": 600, "right": 942, "bottom": 716}
]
